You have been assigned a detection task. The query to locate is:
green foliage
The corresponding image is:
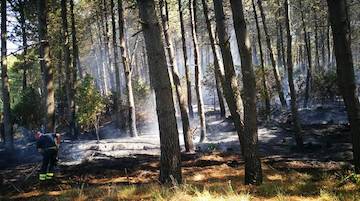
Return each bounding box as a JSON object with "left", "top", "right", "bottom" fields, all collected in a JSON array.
[
  {"left": 312, "top": 70, "right": 339, "bottom": 101},
  {"left": 11, "top": 87, "right": 42, "bottom": 128},
  {"left": 254, "top": 65, "right": 276, "bottom": 101},
  {"left": 132, "top": 77, "right": 151, "bottom": 106},
  {"left": 75, "top": 75, "right": 106, "bottom": 131}
]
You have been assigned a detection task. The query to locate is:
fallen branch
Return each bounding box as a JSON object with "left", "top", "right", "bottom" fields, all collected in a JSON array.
[
  {"left": 25, "top": 164, "right": 41, "bottom": 181},
  {"left": 9, "top": 182, "right": 23, "bottom": 193}
]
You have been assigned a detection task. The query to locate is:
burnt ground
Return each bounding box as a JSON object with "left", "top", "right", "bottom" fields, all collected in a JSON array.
[{"left": 0, "top": 104, "right": 356, "bottom": 199}]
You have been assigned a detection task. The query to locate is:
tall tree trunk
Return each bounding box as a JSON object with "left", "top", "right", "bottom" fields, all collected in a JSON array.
[
  {"left": 212, "top": 0, "right": 245, "bottom": 155},
  {"left": 285, "top": 0, "right": 303, "bottom": 148},
  {"left": 118, "top": 0, "right": 138, "bottom": 137},
  {"left": 95, "top": 15, "right": 109, "bottom": 95},
  {"left": 69, "top": 0, "right": 80, "bottom": 136},
  {"left": 61, "top": 0, "right": 76, "bottom": 137},
  {"left": 201, "top": 0, "right": 226, "bottom": 118},
  {"left": 258, "top": 0, "right": 287, "bottom": 108},
  {"left": 327, "top": 0, "right": 360, "bottom": 173},
  {"left": 19, "top": 1, "right": 27, "bottom": 90},
  {"left": 160, "top": 0, "right": 193, "bottom": 152},
  {"left": 189, "top": 0, "right": 206, "bottom": 142},
  {"left": 101, "top": 0, "right": 115, "bottom": 91},
  {"left": 314, "top": 11, "right": 320, "bottom": 71},
  {"left": 38, "top": 0, "right": 55, "bottom": 133},
  {"left": 137, "top": 0, "right": 182, "bottom": 184},
  {"left": 110, "top": 0, "right": 124, "bottom": 130},
  {"left": 69, "top": 0, "right": 82, "bottom": 79},
  {"left": 252, "top": 0, "right": 271, "bottom": 116},
  {"left": 1, "top": 0, "right": 13, "bottom": 150},
  {"left": 299, "top": 0, "right": 312, "bottom": 108},
  {"left": 177, "top": 0, "right": 194, "bottom": 118},
  {"left": 230, "top": 0, "right": 263, "bottom": 185}
]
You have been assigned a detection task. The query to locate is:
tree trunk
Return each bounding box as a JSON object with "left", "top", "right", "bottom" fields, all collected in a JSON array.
[
  {"left": 314, "top": 11, "right": 320, "bottom": 71},
  {"left": 327, "top": 0, "right": 360, "bottom": 173},
  {"left": 200, "top": 0, "right": 225, "bottom": 118},
  {"left": 251, "top": 0, "right": 271, "bottom": 116},
  {"left": 137, "top": 0, "right": 182, "bottom": 184},
  {"left": 69, "top": 0, "right": 83, "bottom": 79},
  {"left": 299, "top": 0, "right": 312, "bottom": 108},
  {"left": 69, "top": 0, "right": 79, "bottom": 136},
  {"left": 101, "top": 0, "right": 115, "bottom": 91},
  {"left": 189, "top": 0, "right": 206, "bottom": 142},
  {"left": 160, "top": 0, "right": 194, "bottom": 152},
  {"left": 1, "top": 0, "right": 13, "bottom": 150},
  {"left": 38, "top": 0, "right": 55, "bottom": 133},
  {"left": 284, "top": 0, "right": 303, "bottom": 148},
  {"left": 118, "top": 0, "right": 138, "bottom": 137},
  {"left": 212, "top": 0, "right": 245, "bottom": 155},
  {"left": 230, "top": 0, "right": 263, "bottom": 185},
  {"left": 110, "top": 0, "right": 124, "bottom": 130},
  {"left": 95, "top": 15, "right": 109, "bottom": 95},
  {"left": 258, "top": 0, "right": 287, "bottom": 108},
  {"left": 177, "top": 0, "right": 194, "bottom": 118},
  {"left": 19, "top": 1, "right": 27, "bottom": 90},
  {"left": 61, "top": 0, "right": 76, "bottom": 137}
]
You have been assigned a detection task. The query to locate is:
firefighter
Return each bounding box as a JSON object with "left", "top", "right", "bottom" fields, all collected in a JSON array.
[{"left": 34, "top": 131, "right": 61, "bottom": 181}]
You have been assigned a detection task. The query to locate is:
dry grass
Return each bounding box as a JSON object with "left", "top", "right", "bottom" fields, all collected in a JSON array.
[{"left": 4, "top": 162, "right": 359, "bottom": 201}]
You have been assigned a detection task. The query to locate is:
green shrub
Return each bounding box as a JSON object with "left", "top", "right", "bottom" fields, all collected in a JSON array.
[
  {"left": 11, "top": 87, "right": 42, "bottom": 128},
  {"left": 75, "top": 75, "right": 106, "bottom": 132}
]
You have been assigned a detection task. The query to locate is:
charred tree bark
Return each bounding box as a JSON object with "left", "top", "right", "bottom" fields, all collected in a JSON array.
[
  {"left": 299, "top": 0, "right": 312, "bottom": 108},
  {"left": 19, "top": 1, "right": 27, "bottom": 90},
  {"left": 38, "top": 0, "right": 55, "bottom": 133},
  {"left": 327, "top": 0, "right": 360, "bottom": 173},
  {"left": 70, "top": 0, "right": 82, "bottom": 79},
  {"left": 230, "top": 0, "right": 263, "bottom": 185},
  {"left": 137, "top": 0, "right": 182, "bottom": 184},
  {"left": 61, "top": 0, "right": 76, "bottom": 137},
  {"left": 212, "top": 0, "right": 245, "bottom": 155},
  {"left": 1, "top": 0, "right": 13, "bottom": 150},
  {"left": 118, "top": 0, "right": 138, "bottom": 137},
  {"left": 101, "top": 0, "right": 115, "bottom": 91},
  {"left": 257, "top": 0, "right": 287, "bottom": 108},
  {"left": 160, "top": 0, "right": 193, "bottom": 152},
  {"left": 189, "top": 0, "right": 206, "bottom": 142},
  {"left": 251, "top": 0, "right": 271, "bottom": 116},
  {"left": 201, "top": 0, "right": 226, "bottom": 118},
  {"left": 285, "top": 0, "right": 303, "bottom": 148},
  {"left": 177, "top": 0, "right": 194, "bottom": 118},
  {"left": 110, "top": 0, "right": 125, "bottom": 130}
]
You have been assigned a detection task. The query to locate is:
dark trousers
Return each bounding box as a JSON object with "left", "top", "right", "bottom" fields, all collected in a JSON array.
[{"left": 40, "top": 149, "right": 58, "bottom": 173}]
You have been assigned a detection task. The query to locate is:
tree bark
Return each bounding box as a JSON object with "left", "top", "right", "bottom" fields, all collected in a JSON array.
[
  {"left": 101, "top": 0, "right": 115, "bottom": 91},
  {"left": 177, "top": 0, "right": 194, "bottom": 118},
  {"left": 137, "top": 0, "right": 182, "bottom": 184},
  {"left": 212, "top": 0, "right": 245, "bottom": 155},
  {"left": 61, "top": 0, "right": 76, "bottom": 137},
  {"left": 201, "top": 0, "right": 226, "bottom": 118},
  {"left": 1, "top": 0, "right": 13, "bottom": 150},
  {"left": 327, "top": 0, "right": 360, "bottom": 173},
  {"left": 189, "top": 0, "right": 206, "bottom": 142},
  {"left": 257, "top": 0, "right": 287, "bottom": 108},
  {"left": 230, "top": 0, "right": 263, "bottom": 185},
  {"left": 251, "top": 0, "right": 271, "bottom": 116},
  {"left": 160, "top": 0, "right": 193, "bottom": 152},
  {"left": 118, "top": 0, "right": 138, "bottom": 137},
  {"left": 69, "top": 0, "right": 83, "bottom": 79},
  {"left": 110, "top": 0, "right": 124, "bottom": 130},
  {"left": 284, "top": 0, "right": 303, "bottom": 148},
  {"left": 38, "top": 0, "right": 55, "bottom": 133},
  {"left": 19, "top": 1, "right": 27, "bottom": 90},
  {"left": 299, "top": 0, "right": 312, "bottom": 108}
]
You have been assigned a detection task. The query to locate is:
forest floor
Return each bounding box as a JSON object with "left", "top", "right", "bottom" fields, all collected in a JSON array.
[{"left": 0, "top": 104, "right": 360, "bottom": 200}]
